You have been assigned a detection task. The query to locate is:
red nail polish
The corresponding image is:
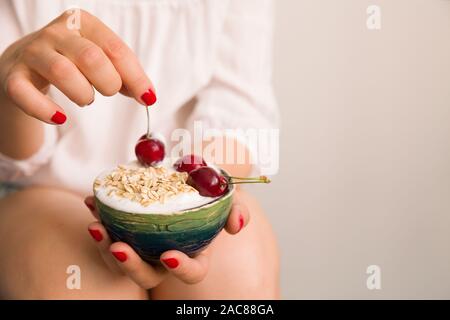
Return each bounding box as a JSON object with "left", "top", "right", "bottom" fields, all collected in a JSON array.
[
  {"left": 162, "top": 258, "right": 179, "bottom": 269},
  {"left": 88, "top": 229, "right": 103, "bottom": 242},
  {"left": 112, "top": 251, "right": 127, "bottom": 262},
  {"left": 84, "top": 200, "right": 95, "bottom": 211},
  {"left": 51, "top": 111, "right": 66, "bottom": 124},
  {"left": 238, "top": 214, "right": 244, "bottom": 232},
  {"left": 141, "top": 88, "right": 157, "bottom": 106}
]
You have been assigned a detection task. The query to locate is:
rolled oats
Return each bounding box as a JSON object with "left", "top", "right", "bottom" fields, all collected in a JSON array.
[{"left": 96, "top": 165, "right": 198, "bottom": 206}]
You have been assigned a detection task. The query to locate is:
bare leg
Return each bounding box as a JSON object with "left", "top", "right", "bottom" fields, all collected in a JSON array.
[
  {"left": 150, "top": 189, "right": 280, "bottom": 299},
  {"left": 0, "top": 187, "right": 279, "bottom": 299},
  {"left": 0, "top": 187, "right": 148, "bottom": 299}
]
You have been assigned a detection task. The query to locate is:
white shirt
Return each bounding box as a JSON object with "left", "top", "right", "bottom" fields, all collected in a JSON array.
[{"left": 0, "top": 0, "right": 278, "bottom": 195}]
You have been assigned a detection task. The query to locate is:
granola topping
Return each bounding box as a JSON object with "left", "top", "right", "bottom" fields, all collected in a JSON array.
[{"left": 94, "top": 165, "right": 198, "bottom": 207}]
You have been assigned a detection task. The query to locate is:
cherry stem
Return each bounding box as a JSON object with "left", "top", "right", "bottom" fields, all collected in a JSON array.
[
  {"left": 230, "top": 176, "right": 270, "bottom": 183},
  {"left": 227, "top": 181, "right": 270, "bottom": 185},
  {"left": 146, "top": 106, "right": 151, "bottom": 139},
  {"left": 227, "top": 175, "right": 271, "bottom": 185}
]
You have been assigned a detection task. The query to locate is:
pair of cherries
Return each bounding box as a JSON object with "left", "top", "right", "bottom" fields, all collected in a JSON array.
[
  {"left": 175, "top": 155, "right": 270, "bottom": 197},
  {"left": 135, "top": 135, "right": 269, "bottom": 197},
  {"left": 174, "top": 155, "right": 229, "bottom": 197}
]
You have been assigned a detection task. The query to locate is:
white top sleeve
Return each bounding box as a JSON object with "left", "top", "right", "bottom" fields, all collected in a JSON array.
[
  {"left": 0, "top": 124, "right": 57, "bottom": 181},
  {"left": 0, "top": 0, "right": 58, "bottom": 182},
  {"left": 0, "top": 1, "right": 22, "bottom": 53},
  {"left": 186, "top": 0, "right": 279, "bottom": 161}
]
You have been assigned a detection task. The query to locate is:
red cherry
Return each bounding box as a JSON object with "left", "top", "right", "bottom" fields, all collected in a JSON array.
[
  {"left": 187, "top": 168, "right": 271, "bottom": 197},
  {"left": 187, "top": 167, "right": 229, "bottom": 197},
  {"left": 135, "top": 136, "right": 165, "bottom": 166},
  {"left": 174, "top": 154, "right": 207, "bottom": 173}
]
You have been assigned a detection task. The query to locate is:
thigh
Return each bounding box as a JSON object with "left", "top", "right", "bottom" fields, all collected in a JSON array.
[
  {"left": 0, "top": 187, "right": 148, "bottom": 299},
  {"left": 150, "top": 189, "right": 280, "bottom": 299}
]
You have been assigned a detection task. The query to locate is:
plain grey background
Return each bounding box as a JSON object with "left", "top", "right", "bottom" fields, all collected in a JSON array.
[{"left": 249, "top": 0, "right": 450, "bottom": 299}]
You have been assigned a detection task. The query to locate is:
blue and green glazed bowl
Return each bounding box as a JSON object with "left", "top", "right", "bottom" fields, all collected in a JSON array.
[{"left": 95, "top": 173, "right": 234, "bottom": 263}]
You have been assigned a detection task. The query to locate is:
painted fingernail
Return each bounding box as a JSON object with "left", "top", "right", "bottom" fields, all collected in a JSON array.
[
  {"left": 112, "top": 251, "right": 127, "bottom": 262},
  {"left": 162, "top": 258, "right": 179, "bottom": 269},
  {"left": 88, "top": 228, "right": 103, "bottom": 242},
  {"left": 141, "top": 88, "right": 157, "bottom": 106},
  {"left": 238, "top": 214, "right": 244, "bottom": 232},
  {"left": 84, "top": 200, "right": 95, "bottom": 211},
  {"left": 51, "top": 111, "right": 66, "bottom": 124}
]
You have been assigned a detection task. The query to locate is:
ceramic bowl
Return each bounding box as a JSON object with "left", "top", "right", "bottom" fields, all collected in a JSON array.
[{"left": 95, "top": 170, "right": 234, "bottom": 263}]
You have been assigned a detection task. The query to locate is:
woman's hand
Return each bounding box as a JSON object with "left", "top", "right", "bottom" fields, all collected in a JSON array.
[
  {"left": 83, "top": 194, "right": 250, "bottom": 288},
  {"left": 0, "top": 9, "right": 156, "bottom": 125}
]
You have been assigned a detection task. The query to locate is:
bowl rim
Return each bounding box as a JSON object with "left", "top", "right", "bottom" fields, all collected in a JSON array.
[{"left": 94, "top": 168, "right": 234, "bottom": 217}]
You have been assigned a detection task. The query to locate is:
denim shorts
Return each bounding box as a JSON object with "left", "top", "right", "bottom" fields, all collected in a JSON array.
[{"left": 0, "top": 183, "right": 21, "bottom": 198}]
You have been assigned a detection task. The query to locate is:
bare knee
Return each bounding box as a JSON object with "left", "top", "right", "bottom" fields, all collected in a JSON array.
[
  {"left": 152, "top": 189, "right": 280, "bottom": 299},
  {"left": 216, "top": 189, "right": 279, "bottom": 298},
  {"left": 0, "top": 187, "right": 148, "bottom": 299}
]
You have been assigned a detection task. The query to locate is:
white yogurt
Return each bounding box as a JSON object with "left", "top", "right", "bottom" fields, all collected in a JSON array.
[{"left": 94, "top": 161, "right": 219, "bottom": 214}]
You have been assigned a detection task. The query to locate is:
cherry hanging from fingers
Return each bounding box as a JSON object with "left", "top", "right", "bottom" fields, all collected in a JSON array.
[
  {"left": 135, "top": 105, "right": 165, "bottom": 166},
  {"left": 135, "top": 135, "right": 165, "bottom": 166}
]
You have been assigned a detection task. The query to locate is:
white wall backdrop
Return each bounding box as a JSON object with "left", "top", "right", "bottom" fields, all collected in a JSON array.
[{"left": 250, "top": 0, "right": 450, "bottom": 299}]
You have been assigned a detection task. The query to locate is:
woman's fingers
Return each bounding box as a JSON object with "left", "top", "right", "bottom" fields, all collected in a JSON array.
[
  {"left": 2, "top": 9, "right": 157, "bottom": 126},
  {"left": 224, "top": 202, "right": 250, "bottom": 235},
  {"left": 22, "top": 44, "right": 94, "bottom": 107},
  {"left": 119, "top": 84, "right": 133, "bottom": 98},
  {"left": 84, "top": 191, "right": 243, "bottom": 287},
  {"left": 87, "top": 221, "right": 122, "bottom": 274},
  {"left": 84, "top": 196, "right": 99, "bottom": 220},
  {"left": 155, "top": 202, "right": 250, "bottom": 285},
  {"left": 109, "top": 242, "right": 167, "bottom": 289},
  {"left": 5, "top": 67, "right": 67, "bottom": 124},
  {"left": 85, "top": 197, "right": 121, "bottom": 273},
  {"left": 85, "top": 196, "right": 164, "bottom": 285},
  {"left": 160, "top": 250, "right": 209, "bottom": 284},
  {"left": 85, "top": 199, "right": 129, "bottom": 276},
  {"left": 55, "top": 35, "right": 122, "bottom": 97},
  {"left": 77, "top": 11, "right": 156, "bottom": 106}
]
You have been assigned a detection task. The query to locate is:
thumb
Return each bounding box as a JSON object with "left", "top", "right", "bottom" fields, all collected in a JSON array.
[{"left": 160, "top": 250, "right": 209, "bottom": 284}]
